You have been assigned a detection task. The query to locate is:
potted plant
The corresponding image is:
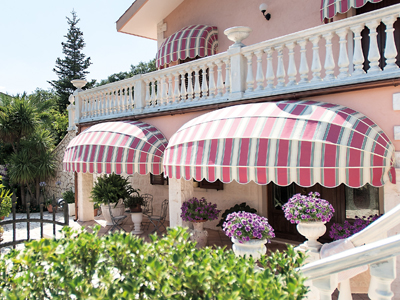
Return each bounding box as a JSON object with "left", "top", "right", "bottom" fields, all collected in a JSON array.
[
  {"left": 62, "top": 190, "right": 75, "bottom": 216},
  {"left": 124, "top": 188, "right": 144, "bottom": 234},
  {"left": 181, "top": 197, "right": 221, "bottom": 247},
  {"left": 94, "top": 202, "right": 100, "bottom": 217},
  {"left": 91, "top": 173, "right": 131, "bottom": 226},
  {"left": 223, "top": 212, "right": 275, "bottom": 260},
  {"left": 282, "top": 192, "right": 334, "bottom": 259},
  {"left": 217, "top": 202, "right": 257, "bottom": 228},
  {"left": 0, "top": 225, "right": 3, "bottom": 242},
  {"left": 45, "top": 198, "right": 57, "bottom": 213}
]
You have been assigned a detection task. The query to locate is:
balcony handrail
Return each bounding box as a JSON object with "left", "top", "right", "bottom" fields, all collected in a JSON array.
[
  {"left": 244, "top": 3, "right": 400, "bottom": 54},
  {"left": 300, "top": 233, "right": 400, "bottom": 281}
]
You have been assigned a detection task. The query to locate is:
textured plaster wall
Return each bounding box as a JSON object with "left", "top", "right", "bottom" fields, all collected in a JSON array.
[{"left": 46, "top": 131, "right": 76, "bottom": 200}]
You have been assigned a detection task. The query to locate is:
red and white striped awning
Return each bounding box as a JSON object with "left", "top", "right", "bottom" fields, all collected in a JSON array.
[
  {"left": 156, "top": 24, "right": 218, "bottom": 69},
  {"left": 321, "top": 0, "right": 383, "bottom": 21},
  {"left": 63, "top": 121, "right": 168, "bottom": 175},
  {"left": 163, "top": 100, "right": 396, "bottom": 188}
]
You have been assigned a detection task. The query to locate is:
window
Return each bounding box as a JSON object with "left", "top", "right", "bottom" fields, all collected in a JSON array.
[
  {"left": 344, "top": 184, "right": 382, "bottom": 218},
  {"left": 150, "top": 173, "right": 168, "bottom": 185},
  {"left": 194, "top": 179, "right": 224, "bottom": 191}
]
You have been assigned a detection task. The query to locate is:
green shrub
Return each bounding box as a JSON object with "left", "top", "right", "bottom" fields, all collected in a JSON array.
[
  {"left": 217, "top": 202, "right": 257, "bottom": 228},
  {"left": 62, "top": 190, "right": 75, "bottom": 204},
  {"left": 0, "top": 176, "right": 12, "bottom": 218},
  {"left": 0, "top": 227, "right": 307, "bottom": 299}
]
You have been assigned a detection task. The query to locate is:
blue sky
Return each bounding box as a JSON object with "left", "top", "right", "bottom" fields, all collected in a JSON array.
[{"left": 0, "top": 1, "right": 157, "bottom": 95}]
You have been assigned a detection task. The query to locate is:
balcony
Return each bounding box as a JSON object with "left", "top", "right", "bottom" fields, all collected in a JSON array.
[{"left": 72, "top": 4, "right": 400, "bottom": 125}]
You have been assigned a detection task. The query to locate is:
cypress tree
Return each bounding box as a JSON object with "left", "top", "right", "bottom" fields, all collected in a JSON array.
[{"left": 49, "top": 10, "right": 92, "bottom": 111}]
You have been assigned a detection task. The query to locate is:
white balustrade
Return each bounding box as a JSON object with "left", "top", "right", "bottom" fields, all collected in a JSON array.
[{"left": 72, "top": 4, "right": 400, "bottom": 124}]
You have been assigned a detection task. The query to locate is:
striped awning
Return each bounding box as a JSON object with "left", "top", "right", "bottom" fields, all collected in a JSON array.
[
  {"left": 63, "top": 121, "right": 168, "bottom": 175},
  {"left": 156, "top": 24, "right": 218, "bottom": 69},
  {"left": 163, "top": 100, "right": 396, "bottom": 188},
  {"left": 321, "top": 0, "right": 383, "bottom": 21}
]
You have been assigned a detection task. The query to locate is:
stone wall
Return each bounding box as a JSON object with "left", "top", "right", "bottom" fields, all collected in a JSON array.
[{"left": 45, "top": 130, "right": 76, "bottom": 200}]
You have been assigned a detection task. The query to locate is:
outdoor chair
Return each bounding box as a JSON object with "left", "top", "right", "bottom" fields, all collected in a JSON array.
[
  {"left": 107, "top": 199, "right": 127, "bottom": 233},
  {"left": 148, "top": 199, "right": 169, "bottom": 234},
  {"left": 141, "top": 194, "right": 153, "bottom": 230}
]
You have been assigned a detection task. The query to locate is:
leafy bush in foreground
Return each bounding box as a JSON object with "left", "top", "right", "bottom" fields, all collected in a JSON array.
[{"left": 0, "top": 226, "right": 308, "bottom": 299}]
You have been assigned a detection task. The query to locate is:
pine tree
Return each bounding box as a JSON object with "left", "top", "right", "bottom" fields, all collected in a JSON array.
[{"left": 49, "top": 11, "right": 92, "bottom": 111}]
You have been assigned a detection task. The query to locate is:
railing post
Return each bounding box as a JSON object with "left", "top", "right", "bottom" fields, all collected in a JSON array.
[
  {"left": 312, "top": 275, "right": 338, "bottom": 300},
  {"left": 368, "top": 257, "right": 396, "bottom": 300},
  {"left": 71, "top": 80, "right": 87, "bottom": 125},
  {"left": 228, "top": 46, "right": 247, "bottom": 100},
  {"left": 134, "top": 75, "right": 146, "bottom": 111},
  {"left": 67, "top": 95, "right": 76, "bottom": 131}
]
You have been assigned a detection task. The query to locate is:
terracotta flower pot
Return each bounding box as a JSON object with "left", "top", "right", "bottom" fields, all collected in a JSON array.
[
  {"left": 94, "top": 208, "right": 99, "bottom": 217},
  {"left": 47, "top": 204, "right": 55, "bottom": 213}
]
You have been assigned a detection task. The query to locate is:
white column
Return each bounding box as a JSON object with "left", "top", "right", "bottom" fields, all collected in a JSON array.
[
  {"left": 77, "top": 172, "right": 94, "bottom": 222},
  {"left": 228, "top": 46, "right": 247, "bottom": 100},
  {"left": 168, "top": 178, "right": 193, "bottom": 228},
  {"left": 67, "top": 95, "right": 76, "bottom": 131}
]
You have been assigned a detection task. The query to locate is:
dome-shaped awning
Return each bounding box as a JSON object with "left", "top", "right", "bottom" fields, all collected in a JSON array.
[
  {"left": 321, "top": 0, "right": 383, "bottom": 21},
  {"left": 163, "top": 100, "right": 396, "bottom": 188},
  {"left": 63, "top": 121, "right": 168, "bottom": 175},
  {"left": 156, "top": 24, "right": 218, "bottom": 68}
]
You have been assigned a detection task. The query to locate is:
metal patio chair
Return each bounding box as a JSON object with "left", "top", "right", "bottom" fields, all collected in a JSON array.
[
  {"left": 107, "top": 199, "right": 127, "bottom": 233},
  {"left": 141, "top": 194, "right": 153, "bottom": 230},
  {"left": 148, "top": 199, "right": 169, "bottom": 234}
]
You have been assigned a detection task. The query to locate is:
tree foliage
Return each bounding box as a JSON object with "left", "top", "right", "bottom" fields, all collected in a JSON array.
[
  {"left": 0, "top": 227, "right": 308, "bottom": 299},
  {"left": 49, "top": 10, "right": 93, "bottom": 111},
  {"left": 95, "top": 59, "right": 156, "bottom": 87}
]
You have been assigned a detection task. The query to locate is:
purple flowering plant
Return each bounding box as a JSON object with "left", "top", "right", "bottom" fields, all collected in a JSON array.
[
  {"left": 329, "top": 214, "right": 380, "bottom": 240},
  {"left": 180, "top": 197, "right": 221, "bottom": 222},
  {"left": 223, "top": 211, "right": 275, "bottom": 243},
  {"left": 282, "top": 192, "right": 334, "bottom": 224}
]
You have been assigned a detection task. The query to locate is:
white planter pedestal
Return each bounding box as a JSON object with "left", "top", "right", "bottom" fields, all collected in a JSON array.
[
  {"left": 68, "top": 203, "right": 75, "bottom": 216},
  {"left": 190, "top": 221, "right": 208, "bottom": 248},
  {"left": 131, "top": 212, "right": 143, "bottom": 234},
  {"left": 295, "top": 221, "right": 326, "bottom": 263},
  {"left": 231, "top": 238, "right": 267, "bottom": 260},
  {"left": 101, "top": 202, "right": 125, "bottom": 226}
]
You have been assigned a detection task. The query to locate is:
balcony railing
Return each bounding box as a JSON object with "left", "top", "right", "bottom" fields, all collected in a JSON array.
[{"left": 71, "top": 4, "right": 400, "bottom": 125}]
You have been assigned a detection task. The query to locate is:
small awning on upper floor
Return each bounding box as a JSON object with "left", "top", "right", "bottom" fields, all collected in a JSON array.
[
  {"left": 321, "top": 0, "right": 384, "bottom": 21},
  {"left": 156, "top": 25, "right": 218, "bottom": 69}
]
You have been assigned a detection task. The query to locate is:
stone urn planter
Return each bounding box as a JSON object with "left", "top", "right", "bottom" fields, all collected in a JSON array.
[
  {"left": 190, "top": 220, "right": 208, "bottom": 248},
  {"left": 231, "top": 238, "right": 267, "bottom": 260},
  {"left": 101, "top": 201, "right": 125, "bottom": 226},
  {"left": 224, "top": 26, "right": 252, "bottom": 48},
  {"left": 131, "top": 212, "right": 143, "bottom": 235},
  {"left": 296, "top": 221, "right": 326, "bottom": 262}
]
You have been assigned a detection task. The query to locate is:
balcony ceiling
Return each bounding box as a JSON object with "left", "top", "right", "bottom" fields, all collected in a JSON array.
[{"left": 116, "top": 0, "right": 184, "bottom": 40}]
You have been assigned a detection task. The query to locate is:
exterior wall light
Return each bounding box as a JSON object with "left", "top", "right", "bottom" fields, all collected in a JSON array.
[{"left": 259, "top": 3, "right": 271, "bottom": 20}]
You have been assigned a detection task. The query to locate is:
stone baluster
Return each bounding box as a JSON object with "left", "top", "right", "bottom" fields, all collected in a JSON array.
[
  {"left": 80, "top": 95, "right": 87, "bottom": 118},
  {"left": 98, "top": 91, "right": 104, "bottom": 116},
  {"left": 88, "top": 94, "right": 94, "bottom": 118},
  {"left": 254, "top": 50, "right": 264, "bottom": 91},
  {"left": 193, "top": 67, "right": 201, "bottom": 100},
  {"left": 286, "top": 42, "right": 297, "bottom": 86},
  {"left": 145, "top": 80, "right": 151, "bottom": 107},
  {"left": 115, "top": 88, "right": 121, "bottom": 113},
  {"left": 351, "top": 24, "right": 366, "bottom": 76},
  {"left": 187, "top": 69, "right": 194, "bottom": 102},
  {"left": 173, "top": 72, "right": 180, "bottom": 104},
  {"left": 123, "top": 85, "right": 129, "bottom": 112},
  {"left": 264, "top": 47, "right": 275, "bottom": 90},
  {"left": 201, "top": 65, "right": 208, "bottom": 99},
  {"left": 245, "top": 52, "right": 254, "bottom": 93},
  {"left": 207, "top": 62, "right": 216, "bottom": 99},
  {"left": 336, "top": 28, "right": 350, "bottom": 78},
  {"left": 223, "top": 58, "right": 231, "bottom": 97},
  {"left": 323, "top": 32, "right": 336, "bottom": 80},
  {"left": 94, "top": 92, "right": 99, "bottom": 117},
  {"left": 151, "top": 79, "right": 156, "bottom": 107},
  {"left": 216, "top": 60, "right": 224, "bottom": 97},
  {"left": 161, "top": 75, "right": 168, "bottom": 105},
  {"left": 382, "top": 15, "right": 399, "bottom": 71},
  {"left": 105, "top": 89, "right": 110, "bottom": 115},
  {"left": 366, "top": 20, "right": 381, "bottom": 73},
  {"left": 312, "top": 275, "right": 338, "bottom": 300},
  {"left": 129, "top": 84, "right": 134, "bottom": 111},
  {"left": 310, "top": 35, "right": 322, "bottom": 82},
  {"left": 298, "top": 39, "right": 309, "bottom": 84},
  {"left": 276, "top": 45, "right": 286, "bottom": 87},
  {"left": 368, "top": 257, "right": 396, "bottom": 300},
  {"left": 167, "top": 74, "right": 173, "bottom": 105},
  {"left": 67, "top": 95, "right": 76, "bottom": 131},
  {"left": 110, "top": 88, "right": 115, "bottom": 114},
  {"left": 179, "top": 70, "right": 187, "bottom": 103}
]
